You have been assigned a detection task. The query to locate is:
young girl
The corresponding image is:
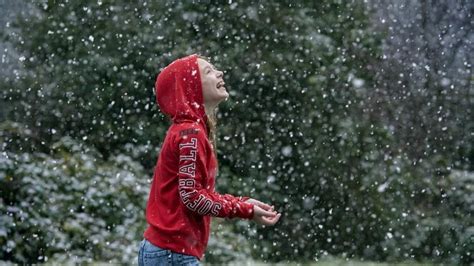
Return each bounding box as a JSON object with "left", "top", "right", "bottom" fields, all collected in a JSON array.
[{"left": 138, "top": 54, "right": 281, "bottom": 266}]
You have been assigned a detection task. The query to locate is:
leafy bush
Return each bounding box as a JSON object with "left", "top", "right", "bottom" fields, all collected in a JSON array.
[
  {"left": 0, "top": 135, "right": 148, "bottom": 263},
  {"left": 380, "top": 165, "right": 473, "bottom": 265},
  {"left": 1, "top": 1, "right": 471, "bottom": 264}
]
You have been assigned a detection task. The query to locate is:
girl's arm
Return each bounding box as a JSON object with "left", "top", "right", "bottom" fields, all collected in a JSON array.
[{"left": 176, "top": 129, "right": 254, "bottom": 219}]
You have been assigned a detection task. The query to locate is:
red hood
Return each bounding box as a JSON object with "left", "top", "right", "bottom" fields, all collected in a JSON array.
[{"left": 155, "top": 54, "right": 207, "bottom": 127}]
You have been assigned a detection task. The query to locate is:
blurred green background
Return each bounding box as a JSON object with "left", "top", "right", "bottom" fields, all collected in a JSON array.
[{"left": 0, "top": 0, "right": 472, "bottom": 264}]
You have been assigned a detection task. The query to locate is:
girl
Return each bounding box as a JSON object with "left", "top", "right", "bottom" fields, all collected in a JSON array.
[{"left": 138, "top": 54, "right": 281, "bottom": 266}]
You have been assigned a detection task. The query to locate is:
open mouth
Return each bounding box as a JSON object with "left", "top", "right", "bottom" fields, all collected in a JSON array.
[{"left": 216, "top": 81, "right": 226, "bottom": 90}]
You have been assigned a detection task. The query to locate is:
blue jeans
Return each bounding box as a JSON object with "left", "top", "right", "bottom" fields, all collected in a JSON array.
[{"left": 138, "top": 239, "right": 200, "bottom": 266}]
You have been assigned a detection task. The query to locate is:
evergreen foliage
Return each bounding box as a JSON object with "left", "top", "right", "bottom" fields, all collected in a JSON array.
[{"left": 1, "top": 0, "right": 471, "bottom": 264}]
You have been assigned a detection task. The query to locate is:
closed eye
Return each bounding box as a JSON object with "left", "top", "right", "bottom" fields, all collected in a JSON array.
[{"left": 204, "top": 64, "right": 221, "bottom": 75}]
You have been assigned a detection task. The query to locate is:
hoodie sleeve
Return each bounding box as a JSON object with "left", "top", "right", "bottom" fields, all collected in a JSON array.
[{"left": 176, "top": 129, "right": 254, "bottom": 219}]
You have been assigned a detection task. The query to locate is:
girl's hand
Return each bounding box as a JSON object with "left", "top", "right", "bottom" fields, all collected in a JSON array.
[{"left": 245, "top": 198, "right": 281, "bottom": 226}]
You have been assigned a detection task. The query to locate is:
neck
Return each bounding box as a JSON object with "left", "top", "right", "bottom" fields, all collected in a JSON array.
[{"left": 204, "top": 104, "right": 216, "bottom": 116}]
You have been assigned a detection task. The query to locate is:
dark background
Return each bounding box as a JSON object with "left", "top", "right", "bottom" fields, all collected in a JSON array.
[{"left": 1, "top": 0, "right": 472, "bottom": 264}]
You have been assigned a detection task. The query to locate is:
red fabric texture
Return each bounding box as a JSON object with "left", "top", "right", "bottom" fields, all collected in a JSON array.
[{"left": 144, "top": 54, "right": 254, "bottom": 259}]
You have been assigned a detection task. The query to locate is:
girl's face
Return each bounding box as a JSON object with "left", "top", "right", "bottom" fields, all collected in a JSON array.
[{"left": 197, "top": 58, "right": 228, "bottom": 108}]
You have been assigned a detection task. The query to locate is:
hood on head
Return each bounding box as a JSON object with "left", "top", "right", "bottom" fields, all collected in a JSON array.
[{"left": 155, "top": 54, "right": 206, "bottom": 125}]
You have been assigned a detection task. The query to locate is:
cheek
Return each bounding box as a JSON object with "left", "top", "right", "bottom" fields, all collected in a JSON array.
[
  {"left": 201, "top": 82, "right": 214, "bottom": 101},
  {"left": 201, "top": 77, "right": 209, "bottom": 89},
  {"left": 201, "top": 81, "right": 211, "bottom": 94}
]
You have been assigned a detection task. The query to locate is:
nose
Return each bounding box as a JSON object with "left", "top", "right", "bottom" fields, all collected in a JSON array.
[{"left": 216, "top": 70, "right": 223, "bottom": 78}]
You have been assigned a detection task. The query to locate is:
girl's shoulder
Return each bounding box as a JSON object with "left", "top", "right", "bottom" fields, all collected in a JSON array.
[
  {"left": 169, "top": 122, "right": 206, "bottom": 139},
  {"left": 168, "top": 122, "right": 213, "bottom": 155}
]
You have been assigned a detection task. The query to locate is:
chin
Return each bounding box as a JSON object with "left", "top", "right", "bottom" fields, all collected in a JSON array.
[
  {"left": 217, "top": 97, "right": 227, "bottom": 104},
  {"left": 216, "top": 94, "right": 229, "bottom": 104},
  {"left": 217, "top": 90, "right": 229, "bottom": 99}
]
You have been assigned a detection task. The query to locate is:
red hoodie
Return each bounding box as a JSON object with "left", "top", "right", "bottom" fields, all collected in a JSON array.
[{"left": 143, "top": 54, "right": 254, "bottom": 259}]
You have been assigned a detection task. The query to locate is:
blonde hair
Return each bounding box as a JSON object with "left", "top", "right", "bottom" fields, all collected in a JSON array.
[
  {"left": 206, "top": 110, "right": 218, "bottom": 155},
  {"left": 197, "top": 55, "right": 218, "bottom": 154}
]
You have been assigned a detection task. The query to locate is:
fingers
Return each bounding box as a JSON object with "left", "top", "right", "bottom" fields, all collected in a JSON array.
[
  {"left": 254, "top": 206, "right": 277, "bottom": 217},
  {"left": 252, "top": 199, "right": 272, "bottom": 210},
  {"left": 259, "top": 202, "right": 273, "bottom": 211},
  {"left": 260, "top": 213, "right": 281, "bottom": 226},
  {"left": 247, "top": 199, "right": 281, "bottom": 226},
  {"left": 246, "top": 198, "right": 273, "bottom": 211}
]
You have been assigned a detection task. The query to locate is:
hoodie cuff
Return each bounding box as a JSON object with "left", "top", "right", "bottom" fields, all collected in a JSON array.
[
  {"left": 237, "top": 201, "right": 254, "bottom": 219},
  {"left": 239, "top": 196, "right": 250, "bottom": 202}
]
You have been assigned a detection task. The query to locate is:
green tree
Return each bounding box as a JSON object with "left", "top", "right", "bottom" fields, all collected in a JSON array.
[
  {"left": 0, "top": 134, "right": 149, "bottom": 263},
  {"left": 0, "top": 0, "right": 393, "bottom": 263},
  {"left": 1, "top": 0, "right": 470, "bottom": 264}
]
